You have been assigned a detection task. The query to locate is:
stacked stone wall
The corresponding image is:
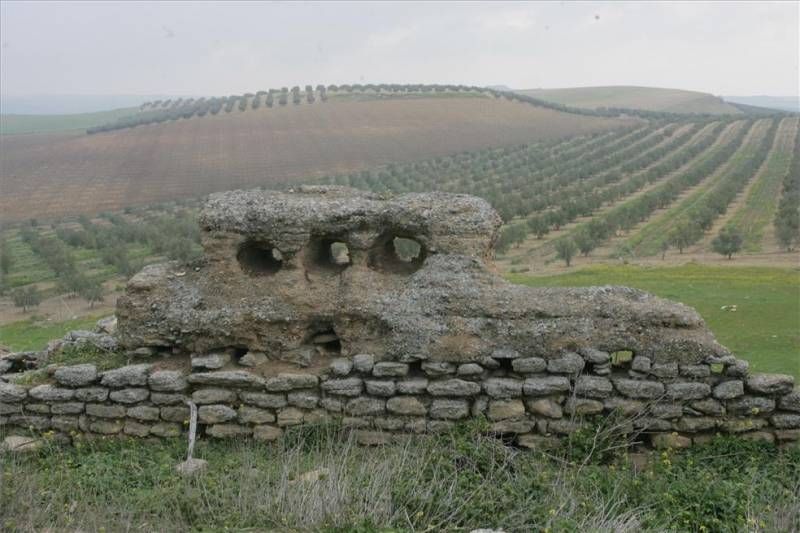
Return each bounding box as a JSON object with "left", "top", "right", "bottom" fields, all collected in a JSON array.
[{"left": 2, "top": 349, "right": 797, "bottom": 449}]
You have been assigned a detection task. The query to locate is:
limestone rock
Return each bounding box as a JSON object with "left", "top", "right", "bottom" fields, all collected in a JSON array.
[
  {"left": 117, "top": 188, "right": 730, "bottom": 368},
  {"left": 746, "top": 374, "right": 794, "bottom": 395},
  {"left": 148, "top": 370, "right": 188, "bottom": 392},
  {"left": 101, "top": 364, "right": 152, "bottom": 387},
  {"left": 54, "top": 364, "right": 98, "bottom": 387},
  {"left": 2, "top": 435, "right": 43, "bottom": 453}
]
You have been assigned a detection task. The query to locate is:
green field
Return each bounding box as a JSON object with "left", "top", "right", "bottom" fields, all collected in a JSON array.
[
  {"left": 508, "top": 264, "right": 800, "bottom": 378},
  {"left": 0, "top": 107, "right": 137, "bottom": 135},
  {"left": 0, "top": 315, "right": 103, "bottom": 352}
]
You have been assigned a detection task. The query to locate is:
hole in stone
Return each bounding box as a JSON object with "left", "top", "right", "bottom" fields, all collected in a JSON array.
[
  {"left": 232, "top": 347, "right": 248, "bottom": 361},
  {"left": 611, "top": 350, "right": 634, "bottom": 366},
  {"left": 306, "top": 236, "right": 351, "bottom": 273},
  {"left": 237, "top": 241, "right": 283, "bottom": 276},
  {"left": 308, "top": 325, "right": 342, "bottom": 356},
  {"left": 369, "top": 232, "right": 426, "bottom": 274}
]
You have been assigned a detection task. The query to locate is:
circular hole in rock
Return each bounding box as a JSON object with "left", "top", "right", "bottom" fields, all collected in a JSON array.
[
  {"left": 237, "top": 241, "right": 283, "bottom": 276},
  {"left": 305, "top": 237, "right": 351, "bottom": 273},
  {"left": 369, "top": 233, "right": 426, "bottom": 274}
]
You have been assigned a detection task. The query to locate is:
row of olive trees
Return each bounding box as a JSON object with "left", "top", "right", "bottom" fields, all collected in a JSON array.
[
  {"left": 773, "top": 122, "right": 800, "bottom": 251},
  {"left": 92, "top": 83, "right": 714, "bottom": 135},
  {"left": 18, "top": 225, "right": 104, "bottom": 309}
]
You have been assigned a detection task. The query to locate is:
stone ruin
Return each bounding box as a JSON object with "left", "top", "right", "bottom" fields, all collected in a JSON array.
[{"left": 1, "top": 187, "right": 798, "bottom": 449}]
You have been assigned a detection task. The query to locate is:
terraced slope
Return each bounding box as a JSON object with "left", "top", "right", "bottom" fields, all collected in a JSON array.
[
  {"left": 519, "top": 86, "right": 742, "bottom": 115},
  {"left": 0, "top": 96, "right": 634, "bottom": 222}
]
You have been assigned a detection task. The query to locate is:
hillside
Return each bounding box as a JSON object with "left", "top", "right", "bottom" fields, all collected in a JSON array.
[
  {"left": 0, "top": 107, "right": 138, "bottom": 135},
  {"left": 0, "top": 95, "right": 635, "bottom": 222},
  {"left": 519, "top": 86, "right": 742, "bottom": 115}
]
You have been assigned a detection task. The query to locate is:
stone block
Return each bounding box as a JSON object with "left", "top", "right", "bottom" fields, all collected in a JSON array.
[
  {"left": 148, "top": 370, "right": 188, "bottom": 392},
  {"left": 238, "top": 406, "right": 276, "bottom": 424},
  {"left": 265, "top": 373, "right": 319, "bottom": 391},
  {"left": 727, "top": 396, "right": 775, "bottom": 416},
  {"left": 372, "top": 362, "right": 409, "bottom": 377},
  {"left": 54, "top": 364, "right": 98, "bottom": 387},
  {"left": 420, "top": 362, "right": 455, "bottom": 377},
  {"left": 193, "top": 388, "right": 237, "bottom": 404},
  {"left": 525, "top": 398, "right": 563, "bottom": 419},
  {"left": 429, "top": 399, "right": 469, "bottom": 420},
  {"left": 160, "top": 406, "right": 190, "bottom": 423},
  {"left": 187, "top": 371, "right": 265, "bottom": 389},
  {"left": 288, "top": 391, "right": 319, "bottom": 408},
  {"left": 75, "top": 387, "right": 109, "bottom": 402},
  {"left": 0, "top": 382, "right": 28, "bottom": 402},
  {"left": 523, "top": 376, "right": 570, "bottom": 396},
  {"left": 666, "top": 382, "right": 711, "bottom": 401},
  {"left": 100, "top": 364, "right": 152, "bottom": 387},
  {"left": 206, "top": 424, "right": 252, "bottom": 438},
  {"left": 564, "top": 398, "right": 603, "bottom": 416},
  {"left": 198, "top": 404, "right": 237, "bottom": 424},
  {"left": 483, "top": 378, "right": 523, "bottom": 398},
  {"left": 747, "top": 374, "right": 794, "bottom": 395},
  {"left": 427, "top": 379, "right": 481, "bottom": 397},
  {"left": 396, "top": 378, "right": 428, "bottom": 394},
  {"left": 713, "top": 380, "right": 744, "bottom": 400},
  {"left": 239, "top": 392, "right": 287, "bottom": 408},
  {"left": 127, "top": 405, "right": 160, "bottom": 421},
  {"left": 365, "top": 380, "right": 396, "bottom": 397},
  {"left": 613, "top": 379, "right": 664, "bottom": 399},
  {"left": 330, "top": 358, "right": 353, "bottom": 376},
  {"left": 352, "top": 354, "right": 375, "bottom": 373},
  {"left": 321, "top": 377, "right": 363, "bottom": 396},
  {"left": 277, "top": 407, "right": 305, "bottom": 427},
  {"left": 511, "top": 357, "right": 547, "bottom": 373},
  {"left": 29, "top": 385, "right": 75, "bottom": 402},
  {"left": 547, "top": 352, "right": 585, "bottom": 374},
  {"left": 345, "top": 397, "right": 385, "bottom": 416},
  {"left": 488, "top": 399, "right": 525, "bottom": 420},
  {"left": 575, "top": 376, "right": 613, "bottom": 398},
  {"left": 109, "top": 388, "right": 149, "bottom": 404},
  {"left": 457, "top": 363, "right": 484, "bottom": 376},
  {"left": 86, "top": 403, "right": 126, "bottom": 418}
]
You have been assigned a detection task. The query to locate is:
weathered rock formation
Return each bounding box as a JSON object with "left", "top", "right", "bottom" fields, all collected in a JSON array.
[
  {"left": 117, "top": 186, "right": 729, "bottom": 364},
  {"left": 1, "top": 187, "right": 797, "bottom": 448}
]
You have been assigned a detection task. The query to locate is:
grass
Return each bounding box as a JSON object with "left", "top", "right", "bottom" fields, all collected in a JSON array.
[
  {"left": 508, "top": 264, "right": 800, "bottom": 378},
  {"left": 0, "top": 107, "right": 138, "bottom": 135},
  {"left": 0, "top": 314, "right": 104, "bottom": 352},
  {"left": 0, "top": 422, "right": 797, "bottom": 532}
]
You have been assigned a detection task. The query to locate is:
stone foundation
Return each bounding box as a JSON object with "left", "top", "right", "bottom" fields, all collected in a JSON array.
[{"left": 1, "top": 350, "right": 797, "bottom": 449}]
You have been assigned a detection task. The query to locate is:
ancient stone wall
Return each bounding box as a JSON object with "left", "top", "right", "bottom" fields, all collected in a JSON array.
[
  {"left": 1, "top": 187, "right": 798, "bottom": 449},
  {"left": 1, "top": 350, "right": 798, "bottom": 448}
]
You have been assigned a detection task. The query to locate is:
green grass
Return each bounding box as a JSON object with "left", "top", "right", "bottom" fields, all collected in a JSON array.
[
  {"left": 0, "top": 107, "right": 138, "bottom": 135},
  {"left": 0, "top": 314, "right": 103, "bottom": 352},
  {"left": 508, "top": 264, "right": 800, "bottom": 378},
  {"left": 0, "top": 423, "right": 797, "bottom": 532}
]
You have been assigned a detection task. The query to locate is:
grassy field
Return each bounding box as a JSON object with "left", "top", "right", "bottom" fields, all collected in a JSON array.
[
  {"left": 1, "top": 423, "right": 797, "bottom": 531},
  {"left": 0, "top": 107, "right": 138, "bottom": 135},
  {"left": 0, "top": 314, "right": 103, "bottom": 352},
  {"left": 508, "top": 264, "right": 800, "bottom": 378},
  {"left": 520, "top": 86, "right": 742, "bottom": 115}
]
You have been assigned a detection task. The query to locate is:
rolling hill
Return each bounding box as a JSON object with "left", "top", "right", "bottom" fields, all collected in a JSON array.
[
  {"left": 519, "top": 86, "right": 742, "bottom": 115},
  {"left": 0, "top": 93, "right": 635, "bottom": 222}
]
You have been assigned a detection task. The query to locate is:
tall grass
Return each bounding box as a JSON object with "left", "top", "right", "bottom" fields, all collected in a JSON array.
[{"left": 1, "top": 422, "right": 798, "bottom": 532}]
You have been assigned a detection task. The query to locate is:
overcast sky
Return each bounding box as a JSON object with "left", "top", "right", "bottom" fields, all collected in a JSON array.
[{"left": 1, "top": 1, "right": 798, "bottom": 99}]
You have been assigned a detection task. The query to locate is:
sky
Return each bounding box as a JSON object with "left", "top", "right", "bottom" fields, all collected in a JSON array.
[{"left": 1, "top": 1, "right": 798, "bottom": 106}]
